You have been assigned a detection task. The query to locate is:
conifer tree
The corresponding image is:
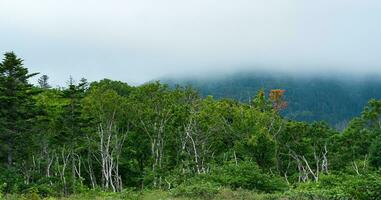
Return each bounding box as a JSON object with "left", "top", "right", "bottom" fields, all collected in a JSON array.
[
  {"left": 38, "top": 74, "right": 51, "bottom": 89},
  {"left": 0, "top": 52, "right": 38, "bottom": 167}
]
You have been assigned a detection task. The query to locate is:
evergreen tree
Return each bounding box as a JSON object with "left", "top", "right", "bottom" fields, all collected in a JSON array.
[
  {"left": 59, "top": 77, "right": 87, "bottom": 146},
  {"left": 0, "top": 52, "right": 38, "bottom": 167},
  {"left": 38, "top": 74, "right": 51, "bottom": 89}
]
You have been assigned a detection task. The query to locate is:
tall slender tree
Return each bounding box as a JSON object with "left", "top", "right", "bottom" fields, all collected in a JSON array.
[
  {"left": 38, "top": 74, "right": 51, "bottom": 89},
  {"left": 0, "top": 52, "right": 39, "bottom": 167}
]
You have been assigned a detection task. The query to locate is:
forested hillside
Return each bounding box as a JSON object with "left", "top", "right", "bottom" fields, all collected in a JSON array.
[
  {"left": 163, "top": 72, "right": 381, "bottom": 129},
  {"left": 1, "top": 53, "right": 381, "bottom": 199}
]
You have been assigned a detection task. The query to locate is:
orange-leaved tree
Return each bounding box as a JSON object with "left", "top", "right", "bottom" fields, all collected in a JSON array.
[{"left": 269, "top": 89, "right": 287, "bottom": 112}]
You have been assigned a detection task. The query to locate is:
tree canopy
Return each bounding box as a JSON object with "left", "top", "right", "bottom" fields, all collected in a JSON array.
[{"left": 0, "top": 52, "right": 380, "bottom": 199}]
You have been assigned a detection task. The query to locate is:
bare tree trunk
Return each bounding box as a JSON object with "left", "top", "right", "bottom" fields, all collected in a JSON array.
[
  {"left": 233, "top": 150, "right": 238, "bottom": 166},
  {"left": 7, "top": 139, "right": 13, "bottom": 168},
  {"left": 352, "top": 161, "right": 360, "bottom": 175},
  {"left": 302, "top": 156, "right": 318, "bottom": 182},
  {"left": 85, "top": 150, "right": 97, "bottom": 189},
  {"left": 73, "top": 153, "right": 83, "bottom": 185},
  {"left": 97, "top": 112, "right": 127, "bottom": 192},
  {"left": 141, "top": 115, "right": 169, "bottom": 188},
  {"left": 57, "top": 149, "right": 71, "bottom": 196},
  {"left": 47, "top": 156, "right": 54, "bottom": 178},
  {"left": 321, "top": 144, "right": 329, "bottom": 173}
]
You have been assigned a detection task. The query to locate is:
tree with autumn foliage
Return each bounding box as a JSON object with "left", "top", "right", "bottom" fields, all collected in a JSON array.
[{"left": 269, "top": 89, "right": 287, "bottom": 112}]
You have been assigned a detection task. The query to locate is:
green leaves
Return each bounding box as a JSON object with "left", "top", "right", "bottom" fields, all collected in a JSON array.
[
  {"left": 362, "top": 99, "right": 381, "bottom": 128},
  {"left": 369, "top": 136, "right": 381, "bottom": 169},
  {"left": 1, "top": 52, "right": 381, "bottom": 198},
  {"left": 0, "top": 52, "right": 39, "bottom": 168}
]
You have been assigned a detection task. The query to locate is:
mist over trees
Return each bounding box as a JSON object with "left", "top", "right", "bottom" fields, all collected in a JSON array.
[
  {"left": 1, "top": 52, "right": 381, "bottom": 199},
  {"left": 163, "top": 72, "right": 381, "bottom": 129}
]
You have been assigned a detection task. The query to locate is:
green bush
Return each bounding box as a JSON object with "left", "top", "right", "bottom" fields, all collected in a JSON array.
[
  {"left": 172, "top": 181, "right": 220, "bottom": 199},
  {"left": 171, "top": 161, "right": 287, "bottom": 199},
  {"left": 0, "top": 167, "right": 25, "bottom": 193},
  {"left": 213, "top": 188, "right": 281, "bottom": 200},
  {"left": 290, "top": 173, "right": 381, "bottom": 200},
  {"left": 343, "top": 174, "right": 381, "bottom": 200},
  {"left": 206, "top": 161, "right": 288, "bottom": 192}
]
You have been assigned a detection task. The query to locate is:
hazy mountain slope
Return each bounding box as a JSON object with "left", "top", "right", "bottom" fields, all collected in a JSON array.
[{"left": 162, "top": 72, "right": 381, "bottom": 128}]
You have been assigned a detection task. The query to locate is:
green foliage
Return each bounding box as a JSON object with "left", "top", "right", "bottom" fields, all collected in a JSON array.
[
  {"left": 286, "top": 173, "right": 381, "bottom": 200},
  {"left": 173, "top": 161, "right": 287, "bottom": 197},
  {"left": 206, "top": 162, "right": 288, "bottom": 192},
  {"left": 370, "top": 136, "right": 381, "bottom": 169},
  {"left": 362, "top": 99, "right": 381, "bottom": 128},
  {"left": 213, "top": 188, "right": 281, "bottom": 200},
  {"left": 172, "top": 181, "right": 220, "bottom": 199},
  {"left": 0, "top": 167, "right": 24, "bottom": 193},
  {"left": 1, "top": 53, "right": 381, "bottom": 199},
  {"left": 251, "top": 88, "right": 272, "bottom": 112},
  {"left": 164, "top": 72, "right": 381, "bottom": 126},
  {"left": 249, "top": 131, "right": 276, "bottom": 169},
  {"left": 0, "top": 52, "right": 39, "bottom": 168}
]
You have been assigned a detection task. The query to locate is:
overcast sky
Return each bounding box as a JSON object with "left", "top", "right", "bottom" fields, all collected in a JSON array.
[{"left": 0, "top": 0, "right": 380, "bottom": 86}]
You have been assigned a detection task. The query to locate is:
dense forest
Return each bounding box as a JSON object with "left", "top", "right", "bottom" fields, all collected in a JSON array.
[
  {"left": 1, "top": 52, "right": 381, "bottom": 200},
  {"left": 163, "top": 72, "right": 381, "bottom": 129}
]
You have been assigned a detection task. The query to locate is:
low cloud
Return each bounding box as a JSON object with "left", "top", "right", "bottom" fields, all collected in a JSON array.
[{"left": 0, "top": 0, "right": 380, "bottom": 85}]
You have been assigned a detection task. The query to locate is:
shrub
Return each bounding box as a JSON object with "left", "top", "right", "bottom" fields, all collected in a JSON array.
[
  {"left": 171, "top": 161, "right": 287, "bottom": 199},
  {"left": 203, "top": 161, "right": 288, "bottom": 192},
  {"left": 291, "top": 173, "right": 381, "bottom": 200},
  {"left": 172, "top": 181, "right": 220, "bottom": 199},
  {"left": 0, "top": 167, "right": 25, "bottom": 193},
  {"left": 213, "top": 188, "right": 281, "bottom": 200}
]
